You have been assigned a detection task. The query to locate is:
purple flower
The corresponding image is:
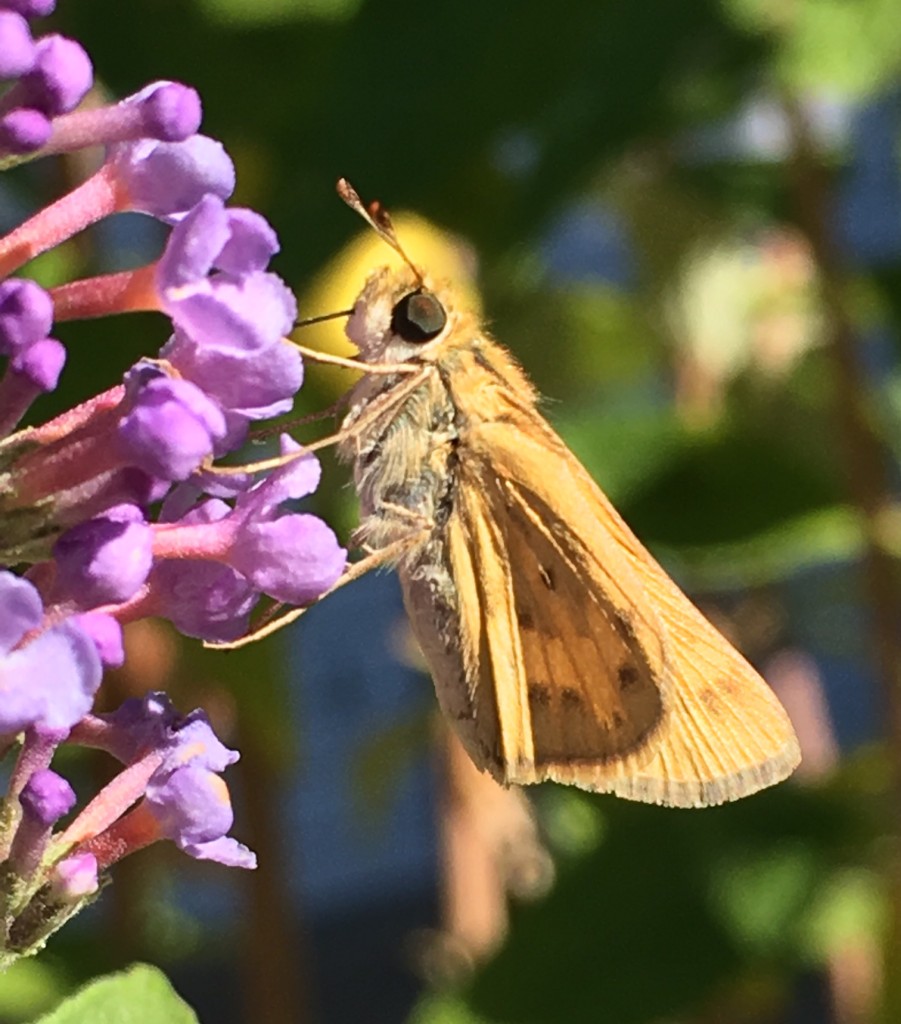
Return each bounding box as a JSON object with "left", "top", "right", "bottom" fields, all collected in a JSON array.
[
  {"left": 65, "top": 695, "right": 254, "bottom": 870},
  {"left": 123, "top": 80, "right": 202, "bottom": 143},
  {"left": 10, "top": 336, "right": 65, "bottom": 390},
  {"left": 228, "top": 437, "right": 346, "bottom": 605},
  {"left": 16, "top": 34, "right": 92, "bottom": 116},
  {"left": 0, "top": 566, "right": 42, "bottom": 650},
  {"left": 139, "top": 710, "right": 255, "bottom": 868},
  {"left": 0, "top": 10, "right": 35, "bottom": 78},
  {"left": 19, "top": 768, "right": 75, "bottom": 825},
  {"left": 43, "top": 81, "right": 202, "bottom": 158},
  {"left": 0, "top": 278, "right": 53, "bottom": 355},
  {"left": 76, "top": 693, "right": 237, "bottom": 774},
  {"left": 162, "top": 327, "right": 303, "bottom": 422},
  {"left": 9, "top": 769, "right": 76, "bottom": 876},
  {"left": 52, "top": 503, "right": 153, "bottom": 607},
  {"left": 2, "top": 1, "right": 57, "bottom": 16},
  {"left": 156, "top": 195, "right": 296, "bottom": 354},
  {"left": 73, "top": 612, "right": 124, "bottom": 667},
  {"left": 146, "top": 764, "right": 234, "bottom": 847},
  {"left": 0, "top": 107, "right": 50, "bottom": 153},
  {"left": 0, "top": 572, "right": 102, "bottom": 735},
  {"left": 50, "top": 852, "right": 98, "bottom": 900},
  {"left": 109, "top": 134, "right": 235, "bottom": 220},
  {"left": 146, "top": 437, "right": 344, "bottom": 623},
  {"left": 117, "top": 364, "right": 227, "bottom": 481},
  {"left": 0, "top": 335, "right": 66, "bottom": 432},
  {"left": 76, "top": 691, "right": 182, "bottom": 764},
  {"left": 0, "top": 7, "right": 309, "bottom": 951},
  {"left": 150, "top": 498, "right": 256, "bottom": 641}
]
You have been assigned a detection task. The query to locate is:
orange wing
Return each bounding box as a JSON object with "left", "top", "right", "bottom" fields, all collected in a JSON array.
[{"left": 443, "top": 377, "right": 800, "bottom": 807}]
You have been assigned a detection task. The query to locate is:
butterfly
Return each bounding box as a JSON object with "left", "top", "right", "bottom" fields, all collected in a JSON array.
[{"left": 314, "top": 180, "right": 800, "bottom": 808}]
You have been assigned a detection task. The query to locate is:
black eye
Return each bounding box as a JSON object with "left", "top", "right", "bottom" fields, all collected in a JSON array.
[{"left": 390, "top": 290, "right": 447, "bottom": 342}]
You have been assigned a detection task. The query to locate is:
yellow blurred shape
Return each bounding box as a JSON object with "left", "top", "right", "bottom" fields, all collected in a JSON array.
[{"left": 295, "top": 213, "right": 480, "bottom": 397}]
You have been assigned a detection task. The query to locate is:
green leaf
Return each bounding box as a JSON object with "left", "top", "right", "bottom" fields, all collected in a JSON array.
[
  {"left": 0, "top": 957, "right": 67, "bottom": 1019},
  {"left": 33, "top": 964, "right": 198, "bottom": 1024}
]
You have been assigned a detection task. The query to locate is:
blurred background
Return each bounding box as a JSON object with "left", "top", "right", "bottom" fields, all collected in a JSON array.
[{"left": 5, "top": 0, "right": 901, "bottom": 1021}]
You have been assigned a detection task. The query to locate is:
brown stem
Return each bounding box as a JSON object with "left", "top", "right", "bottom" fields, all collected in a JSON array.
[{"left": 783, "top": 94, "right": 901, "bottom": 1022}]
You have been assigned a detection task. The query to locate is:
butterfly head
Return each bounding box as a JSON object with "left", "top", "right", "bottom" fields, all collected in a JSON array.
[{"left": 345, "top": 264, "right": 458, "bottom": 365}]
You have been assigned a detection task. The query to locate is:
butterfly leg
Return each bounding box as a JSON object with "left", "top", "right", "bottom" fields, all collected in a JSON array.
[{"left": 206, "top": 528, "right": 430, "bottom": 650}]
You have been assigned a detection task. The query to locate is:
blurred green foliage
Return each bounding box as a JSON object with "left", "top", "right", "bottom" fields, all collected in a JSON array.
[{"left": 13, "top": 0, "right": 901, "bottom": 1022}]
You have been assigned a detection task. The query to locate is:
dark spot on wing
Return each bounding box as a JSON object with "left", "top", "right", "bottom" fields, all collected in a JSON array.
[
  {"left": 518, "top": 609, "right": 535, "bottom": 630},
  {"left": 538, "top": 565, "right": 556, "bottom": 590},
  {"left": 561, "top": 687, "right": 582, "bottom": 707},
  {"left": 528, "top": 682, "right": 551, "bottom": 706},
  {"left": 617, "top": 663, "right": 640, "bottom": 691},
  {"left": 699, "top": 687, "right": 721, "bottom": 711}
]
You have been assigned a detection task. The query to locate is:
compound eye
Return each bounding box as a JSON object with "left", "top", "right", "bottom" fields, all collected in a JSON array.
[{"left": 390, "top": 290, "right": 447, "bottom": 342}]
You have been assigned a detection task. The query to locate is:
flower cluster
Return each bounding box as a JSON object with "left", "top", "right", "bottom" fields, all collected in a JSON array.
[{"left": 0, "top": 2, "right": 345, "bottom": 962}]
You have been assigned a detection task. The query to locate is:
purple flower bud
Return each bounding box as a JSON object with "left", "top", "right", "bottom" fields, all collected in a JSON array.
[
  {"left": 109, "top": 134, "right": 235, "bottom": 221},
  {"left": 0, "top": 106, "right": 50, "bottom": 153},
  {"left": 0, "top": 572, "right": 102, "bottom": 735},
  {"left": 0, "top": 10, "right": 34, "bottom": 77},
  {"left": 2, "top": 0, "right": 57, "bottom": 16},
  {"left": 117, "top": 367, "right": 226, "bottom": 481},
  {"left": 74, "top": 612, "right": 124, "bottom": 667},
  {"left": 0, "top": 337, "right": 65, "bottom": 433},
  {"left": 0, "top": 278, "right": 53, "bottom": 355},
  {"left": 10, "top": 336, "right": 65, "bottom": 390},
  {"left": 19, "top": 35, "right": 92, "bottom": 115},
  {"left": 20, "top": 768, "right": 75, "bottom": 825},
  {"left": 43, "top": 81, "right": 201, "bottom": 157},
  {"left": 9, "top": 768, "right": 75, "bottom": 877},
  {"left": 50, "top": 852, "right": 98, "bottom": 901},
  {"left": 135, "top": 81, "right": 202, "bottom": 142},
  {"left": 53, "top": 504, "right": 153, "bottom": 607}
]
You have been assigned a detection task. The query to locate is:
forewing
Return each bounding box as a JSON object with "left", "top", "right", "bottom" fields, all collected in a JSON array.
[
  {"left": 448, "top": 422, "right": 671, "bottom": 787},
  {"left": 455, "top": 402, "right": 799, "bottom": 806}
]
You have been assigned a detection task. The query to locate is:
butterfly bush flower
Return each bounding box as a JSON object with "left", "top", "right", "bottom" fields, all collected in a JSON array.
[{"left": 0, "top": 2, "right": 345, "bottom": 964}]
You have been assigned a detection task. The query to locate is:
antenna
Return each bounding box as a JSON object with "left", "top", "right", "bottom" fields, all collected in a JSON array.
[{"left": 336, "top": 178, "right": 423, "bottom": 286}]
